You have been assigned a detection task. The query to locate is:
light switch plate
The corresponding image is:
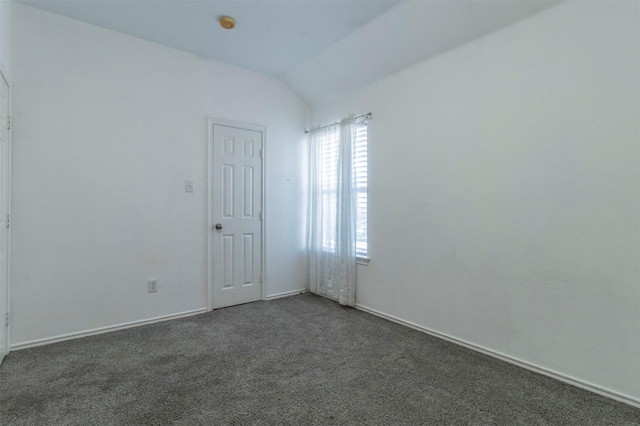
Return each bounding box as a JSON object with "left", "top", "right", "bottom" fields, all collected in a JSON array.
[{"left": 186, "top": 180, "right": 194, "bottom": 193}]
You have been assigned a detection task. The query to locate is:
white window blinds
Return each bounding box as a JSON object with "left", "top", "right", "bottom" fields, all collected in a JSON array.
[
  {"left": 318, "top": 122, "right": 368, "bottom": 258},
  {"left": 354, "top": 123, "right": 368, "bottom": 258}
]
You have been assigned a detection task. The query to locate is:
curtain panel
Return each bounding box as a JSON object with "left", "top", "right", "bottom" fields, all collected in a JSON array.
[{"left": 307, "top": 117, "right": 357, "bottom": 306}]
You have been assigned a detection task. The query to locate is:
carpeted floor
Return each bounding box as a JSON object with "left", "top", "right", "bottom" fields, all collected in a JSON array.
[{"left": 0, "top": 293, "right": 638, "bottom": 425}]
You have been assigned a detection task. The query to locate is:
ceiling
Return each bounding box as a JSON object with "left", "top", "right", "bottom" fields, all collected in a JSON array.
[
  {"left": 284, "top": 0, "right": 561, "bottom": 107},
  {"left": 16, "top": 0, "right": 561, "bottom": 106},
  {"left": 16, "top": 0, "right": 400, "bottom": 78}
]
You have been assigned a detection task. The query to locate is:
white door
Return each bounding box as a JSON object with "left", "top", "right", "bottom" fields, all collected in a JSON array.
[
  {"left": 211, "top": 124, "right": 263, "bottom": 309},
  {"left": 0, "top": 73, "right": 9, "bottom": 363}
]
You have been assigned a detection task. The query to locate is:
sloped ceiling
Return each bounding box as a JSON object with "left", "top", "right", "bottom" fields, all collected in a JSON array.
[
  {"left": 16, "top": 0, "right": 400, "bottom": 77},
  {"left": 17, "top": 0, "right": 561, "bottom": 107},
  {"left": 284, "top": 0, "right": 561, "bottom": 107}
]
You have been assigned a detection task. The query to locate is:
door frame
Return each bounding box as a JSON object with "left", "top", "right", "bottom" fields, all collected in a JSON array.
[
  {"left": 206, "top": 118, "right": 267, "bottom": 311},
  {"left": 0, "top": 65, "right": 10, "bottom": 359}
]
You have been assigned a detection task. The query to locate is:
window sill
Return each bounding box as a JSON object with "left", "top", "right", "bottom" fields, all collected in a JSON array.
[{"left": 356, "top": 257, "right": 370, "bottom": 266}]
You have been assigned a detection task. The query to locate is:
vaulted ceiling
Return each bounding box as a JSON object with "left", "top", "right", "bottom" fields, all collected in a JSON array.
[
  {"left": 16, "top": 0, "right": 400, "bottom": 77},
  {"left": 16, "top": 0, "right": 561, "bottom": 106}
]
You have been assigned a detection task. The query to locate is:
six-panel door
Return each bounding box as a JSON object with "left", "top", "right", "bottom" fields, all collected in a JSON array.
[{"left": 211, "top": 125, "right": 262, "bottom": 309}]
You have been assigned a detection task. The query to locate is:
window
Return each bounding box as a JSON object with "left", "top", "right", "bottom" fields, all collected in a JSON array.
[
  {"left": 319, "top": 122, "right": 368, "bottom": 259},
  {"left": 354, "top": 123, "right": 368, "bottom": 258}
]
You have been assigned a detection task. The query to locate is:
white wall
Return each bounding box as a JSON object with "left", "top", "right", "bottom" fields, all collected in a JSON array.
[
  {"left": 313, "top": 2, "right": 640, "bottom": 403},
  {"left": 10, "top": 4, "right": 309, "bottom": 346},
  {"left": 0, "top": 0, "right": 10, "bottom": 78}
]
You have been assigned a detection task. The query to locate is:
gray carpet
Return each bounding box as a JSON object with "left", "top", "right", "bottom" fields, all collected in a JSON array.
[{"left": 1, "top": 293, "right": 638, "bottom": 425}]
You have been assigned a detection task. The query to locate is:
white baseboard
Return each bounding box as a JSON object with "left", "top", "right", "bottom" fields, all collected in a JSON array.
[
  {"left": 266, "top": 288, "right": 308, "bottom": 300},
  {"left": 355, "top": 303, "right": 640, "bottom": 409},
  {"left": 10, "top": 308, "right": 208, "bottom": 351},
  {"left": 10, "top": 290, "right": 311, "bottom": 351}
]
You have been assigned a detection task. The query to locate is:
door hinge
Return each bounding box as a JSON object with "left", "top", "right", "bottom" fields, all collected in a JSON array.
[
  {"left": 259, "top": 274, "right": 263, "bottom": 284},
  {"left": 259, "top": 212, "right": 263, "bottom": 221},
  {"left": 7, "top": 116, "right": 10, "bottom": 130},
  {"left": 259, "top": 149, "right": 263, "bottom": 159},
  {"left": 5, "top": 313, "right": 8, "bottom": 327},
  {"left": 5, "top": 214, "right": 8, "bottom": 229}
]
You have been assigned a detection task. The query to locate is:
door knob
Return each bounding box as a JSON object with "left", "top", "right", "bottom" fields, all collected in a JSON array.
[{"left": 215, "top": 223, "right": 223, "bottom": 230}]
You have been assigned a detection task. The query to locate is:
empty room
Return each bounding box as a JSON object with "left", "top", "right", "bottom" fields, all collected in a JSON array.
[{"left": 0, "top": 0, "right": 639, "bottom": 424}]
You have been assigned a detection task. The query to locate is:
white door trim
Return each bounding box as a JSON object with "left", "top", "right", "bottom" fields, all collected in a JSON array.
[
  {"left": 206, "top": 118, "right": 267, "bottom": 311},
  {"left": 0, "top": 66, "right": 10, "bottom": 361}
]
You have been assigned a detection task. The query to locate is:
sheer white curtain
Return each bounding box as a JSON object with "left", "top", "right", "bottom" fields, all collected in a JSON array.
[{"left": 307, "top": 117, "right": 357, "bottom": 306}]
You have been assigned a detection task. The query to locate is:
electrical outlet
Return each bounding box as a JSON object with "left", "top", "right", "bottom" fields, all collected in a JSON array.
[{"left": 148, "top": 279, "right": 158, "bottom": 293}]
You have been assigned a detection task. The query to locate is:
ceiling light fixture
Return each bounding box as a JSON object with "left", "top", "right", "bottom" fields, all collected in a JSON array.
[{"left": 220, "top": 16, "right": 235, "bottom": 30}]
